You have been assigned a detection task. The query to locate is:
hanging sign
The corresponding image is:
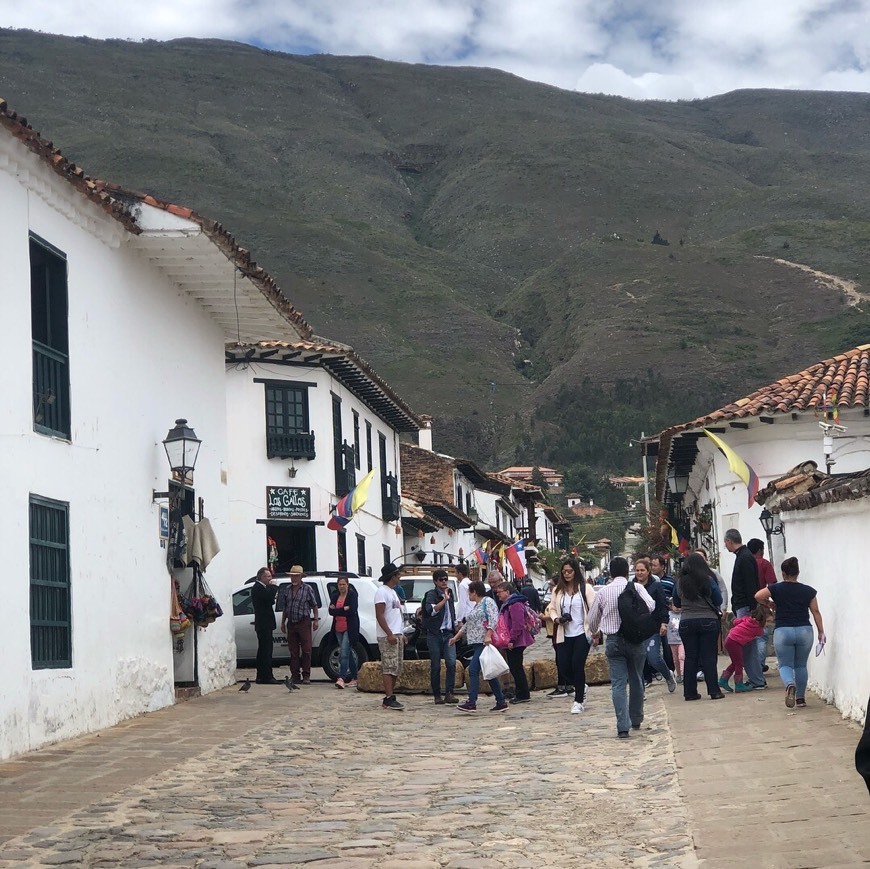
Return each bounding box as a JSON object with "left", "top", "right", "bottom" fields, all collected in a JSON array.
[
  {"left": 267, "top": 487, "right": 311, "bottom": 520},
  {"left": 159, "top": 506, "right": 170, "bottom": 547}
]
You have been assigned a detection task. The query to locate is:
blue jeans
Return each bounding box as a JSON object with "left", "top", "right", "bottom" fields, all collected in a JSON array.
[
  {"left": 467, "top": 643, "right": 505, "bottom": 705},
  {"left": 736, "top": 607, "right": 765, "bottom": 687},
  {"left": 646, "top": 633, "right": 671, "bottom": 680},
  {"left": 755, "top": 625, "right": 770, "bottom": 667},
  {"left": 679, "top": 618, "right": 720, "bottom": 698},
  {"left": 774, "top": 625, "right": 814, "bottom": 698},
  {"left": 427, "top": 630, "right": 457, "bottom": 697},
  {"left": 337, "top": 631, "right": 358, "bottom": 680},
  {"left": 605, "top": 634, "right": 646, "bottom": 733}
]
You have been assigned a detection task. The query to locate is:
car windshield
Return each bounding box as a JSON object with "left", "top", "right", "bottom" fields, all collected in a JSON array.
[{"left": 399, "top": 578, "right": 440, "bottom": 602}]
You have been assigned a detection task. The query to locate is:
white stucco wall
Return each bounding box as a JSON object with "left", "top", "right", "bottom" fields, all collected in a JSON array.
[
  {"left": 225, "top": 364, "right": 403, "bottom": 582},
  {"left": 1, "top": 139, "right": 234, "bottom": 759},
  {"left": 776, "top": 502, "right": 870, "bottom": 723}
]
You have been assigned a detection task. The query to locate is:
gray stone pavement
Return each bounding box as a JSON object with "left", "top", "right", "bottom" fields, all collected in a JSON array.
[{"left": 0, "top": 655, "right": 866, "bottom": 868}]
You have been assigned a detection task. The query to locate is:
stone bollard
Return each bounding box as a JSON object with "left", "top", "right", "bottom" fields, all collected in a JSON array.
[
  {"left": 532, "top": 659, "right": 557, "bottom": 690},
  {"left": 585, "top": 650, "right": 610, "bottom": 685},
  {"left": 472, "top": 662, "right": 534, "bottom": 694},
  {"left": 355, "top": 660, "right": 466, "bottom": 693}
]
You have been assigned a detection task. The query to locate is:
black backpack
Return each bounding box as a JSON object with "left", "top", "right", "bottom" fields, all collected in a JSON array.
[{"left": 617, "top": 580, "right": 659, "bottom": 644}]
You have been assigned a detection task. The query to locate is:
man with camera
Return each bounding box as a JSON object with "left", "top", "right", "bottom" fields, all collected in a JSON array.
[{"left": 421, "top": 569, "right": 458, "bottom": 705}]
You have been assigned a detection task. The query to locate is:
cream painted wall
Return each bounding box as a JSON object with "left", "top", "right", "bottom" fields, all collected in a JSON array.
[
  {"left": 224, "top": 363, "right": 403, "bottom": 584},
  {"left": 1, "top": 141, "right": 234, "bottom": 759}
]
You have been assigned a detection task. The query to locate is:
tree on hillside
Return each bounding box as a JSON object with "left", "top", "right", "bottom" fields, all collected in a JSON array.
[
  {"left": 563, "top": 464, "right": 627, "bottom": 513},
  {"left": 530, "top": 466, "right": 549, "bottom": 491}
]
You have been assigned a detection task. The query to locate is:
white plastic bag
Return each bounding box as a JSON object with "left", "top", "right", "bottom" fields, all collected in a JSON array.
[{"left": 480, "top": 644, "right": 509, "bottom": 680}]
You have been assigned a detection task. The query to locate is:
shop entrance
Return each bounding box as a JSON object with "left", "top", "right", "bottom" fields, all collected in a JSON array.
[{"left": 266, "top": 522, "right": 317, "bottom": 573}]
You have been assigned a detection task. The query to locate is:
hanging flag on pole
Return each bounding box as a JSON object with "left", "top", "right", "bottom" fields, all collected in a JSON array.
[
  {"left": 327, "top": 469, "right": 377, "bottom": 531},
  {"left": 473, "top": 542, "right": 489, "bottom": 565},
  {"left": 665, "top": 520, "right": 680, "bottom": 547},
  {"left": 490, "top": 541, "right": 504, "bottom": 570},
  {"left": 504, "top": 539, "right": 527, "bottom": 578},
  {"left": 704, "top": 429, "right": 760, "bottom": 508}
]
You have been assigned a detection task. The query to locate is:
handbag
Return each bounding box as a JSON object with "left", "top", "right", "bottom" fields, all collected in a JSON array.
[
  {"left": 480, "top": 643, "right": 510, "bottom": 680},
  {"left": 492, "top": 611, "right": 512, "bottom": 649}
]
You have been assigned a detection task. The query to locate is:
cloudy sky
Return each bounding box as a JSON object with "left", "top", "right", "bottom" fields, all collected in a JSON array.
[{"left": 4, "top": 0, "right": 870, "bottom": 99}]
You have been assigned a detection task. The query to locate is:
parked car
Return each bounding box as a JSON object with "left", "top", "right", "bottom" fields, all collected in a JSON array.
[{"left": 232, "top": 572, "right": 381, "bottom": 681}]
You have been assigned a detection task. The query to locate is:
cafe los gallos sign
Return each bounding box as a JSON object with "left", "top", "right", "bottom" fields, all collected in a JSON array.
[{"left": 266, "top": 487, "right": 311, "bottom": 520}]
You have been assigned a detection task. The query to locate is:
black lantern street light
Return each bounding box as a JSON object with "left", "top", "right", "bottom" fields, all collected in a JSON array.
[
  {"left": 162, "top": 418, "right": 202, "bottom": 479},
  {"left": 153, "top": 419, "right": 202, "bottom": 501},
  {"left": 759, "top": 507, "right": 786, "bottom": 555},
  {"left": 667, "top": 468, "right": 690, "bottom": 498}
]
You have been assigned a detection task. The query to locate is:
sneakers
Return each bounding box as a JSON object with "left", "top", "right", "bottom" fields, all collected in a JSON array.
[
  {"left": 510, "top": 696, "right": 531, "bottom": 704},
  {"left": 547, "top": 686, "right": 568, "bottom": 698},
  {"left": 752, "top": 682, "right": 768, "bottom": 690},
  {"left": 718, "top": 676, "right": 734, "bottom": 693},
  {"left": 666, "top": 672, "right": 677, "bottom": 693},
  {"left": 571, "top": 701, "right": 584, "bottom": 714},
  {"left": 696, "top": 670, "right": 704, "bottom": 680},
  {"left": 795, "top": 698, "right": 807, "bottom": 708},
  {"left": 433, "top": 696, "right": 445, "bottom": 705},
  {"left": 346, "top": 679, "right": 358, "bottom": 688},
  {"left": 381, "top": 696, "right": 404, "bottom": 711},
  {"left": 456, "top": 700, "right": 477, "bottom": 713},
  {"left": 617, "top": 731, "right": 629, "bottom": 739},
  {"left": 785, "top": 683, "right": 796, "bottom": 708},
  {"left": 676, "top": 674, "right": 683, "bottom": 684},
  {"left": 335, "top": 678, "right": 346, "bottom": 689},
  {"left": 762, "top": 664, "right": 770, "bottom": 673},
  {"left": 490, "top": 701, "right": 508, "bottom": 713},
  {"left": 302, "top": 677, "right": 311, "bottom": 685},
  {"left": 735, "top": 682, "right": 754, "bottom": 692},
  {"left": 710, "top": 692, "right": 725, "bottom": 700},
  {"left": 444, "top": 694, "right": 458, "bottom": 704}
]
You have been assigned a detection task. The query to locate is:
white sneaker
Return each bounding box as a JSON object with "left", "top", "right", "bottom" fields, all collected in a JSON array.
[{"left": 571, "top": 701, "right": 584, "bottom": 714}]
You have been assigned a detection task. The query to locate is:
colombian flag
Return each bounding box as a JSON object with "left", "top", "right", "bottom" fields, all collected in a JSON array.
[
  {"left": 704, "top": 430, "right": 760, "bottom": 508},
  {"left": 473, "top": 543, "right": 489, "bottom": 565},
  {"left": 327, "top": 469, "right": 377, "bottom": 531}
]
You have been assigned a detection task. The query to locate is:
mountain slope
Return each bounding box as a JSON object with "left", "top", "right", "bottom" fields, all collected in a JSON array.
[{"left": 2, "top": 29, "right": 869, "bottom": 468}]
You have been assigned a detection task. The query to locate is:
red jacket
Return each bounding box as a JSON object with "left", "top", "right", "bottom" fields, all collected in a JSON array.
[{"left": 755, "top": 554, "right": 777, "bottom": 588}]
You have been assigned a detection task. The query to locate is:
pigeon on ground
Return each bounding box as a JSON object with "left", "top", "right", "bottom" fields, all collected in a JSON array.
[
  {"left": 285, "top": 676, "right": 299, "bottom": 691},
  {"left": 239, "top": 678, "right": 251, "bottom": 692}
]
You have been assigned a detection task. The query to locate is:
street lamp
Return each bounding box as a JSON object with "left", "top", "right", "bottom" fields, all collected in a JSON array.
[
  {"left": 667, "top": 468, "right": 690, "bottom": 497},
  {"left": 153, "top": 419, "right": 202, "bottom": 501},
  {"left": 759, "top": 507, "right": 786, "bottom": 554}
]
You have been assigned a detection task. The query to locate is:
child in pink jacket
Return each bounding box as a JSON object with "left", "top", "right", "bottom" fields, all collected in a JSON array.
[{"left": 719, "top": 608, "right": 767, "bottom": 693}]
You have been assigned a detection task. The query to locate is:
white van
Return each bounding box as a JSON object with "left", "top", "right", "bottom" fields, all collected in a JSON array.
[{"left": 232, "top": 572, "right": 381, "bottom": 681}]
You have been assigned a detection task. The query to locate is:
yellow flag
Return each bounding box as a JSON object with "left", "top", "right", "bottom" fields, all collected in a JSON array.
[
  {"left": 666, "top": 521, "right": 679, "bottom": 547},
  {"left": 350, "top": 469, "right": 377, "bottom": 513},
  {"left": 704, "top": 429, "right": 760, "bottom": 508}
]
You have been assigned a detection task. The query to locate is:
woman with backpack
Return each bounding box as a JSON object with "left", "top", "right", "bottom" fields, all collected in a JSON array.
[
  {"left": 673, "top": 552, "right": 724, "bottom": 701},
  {"left": 545, "top": 557, "right": 597, "bottom": 714},
  {"left": 494, "top": 582, "right": 536, "bottom": 704}
]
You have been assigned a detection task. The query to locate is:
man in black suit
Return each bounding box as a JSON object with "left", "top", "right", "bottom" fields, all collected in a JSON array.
[{"left": 252, "top": 567, "right": 280, "bottom": 684}]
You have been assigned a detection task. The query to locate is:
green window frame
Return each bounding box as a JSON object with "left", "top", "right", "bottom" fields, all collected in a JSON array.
[{"left": 30, "top": 495, "right": 72, "bottom": 669}]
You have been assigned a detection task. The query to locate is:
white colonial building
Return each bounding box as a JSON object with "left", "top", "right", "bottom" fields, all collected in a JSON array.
[
  {"left": 0, "top": 99, "right": 309, "bottom": 759},
  {"left": 224, "top": 340, "right": 421, "bottom": 580},
  {"left": 655, "top": 344, "right": 870, "bottom": 723}
]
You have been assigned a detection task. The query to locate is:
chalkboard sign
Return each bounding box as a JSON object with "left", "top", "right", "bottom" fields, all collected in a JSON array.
[{"left": 266, "top": 487, "right": 311, "bottom": 520}]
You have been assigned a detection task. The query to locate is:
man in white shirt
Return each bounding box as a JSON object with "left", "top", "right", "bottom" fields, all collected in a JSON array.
[
  {"left": 455, "top": 563, "right": 472, "bottom": 622},
  {"left": 587, "top": 557, "right": 655, "bottom": 739},
  {"left": 375, "top": 563, "right": 408, "bottom": 711}
]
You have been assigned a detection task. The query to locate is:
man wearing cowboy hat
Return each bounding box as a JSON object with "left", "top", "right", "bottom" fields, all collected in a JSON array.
[
  {"left": 280, "top": 565, "right": 319, "bottom": 685},
  {"left": 375, "top": 563, "right": 407, "bottom": 710}
]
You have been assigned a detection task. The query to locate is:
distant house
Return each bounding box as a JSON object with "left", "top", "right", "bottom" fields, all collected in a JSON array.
[
  {"left": 0, "top": 99, "right": 309, "bottom": 759},
  {"left": 224, "top": 339, "right": 420, "bottom": 579},
  {"left": 499, "top": 465, "right": 564, "bottom": 489},
  {"left": 608, "top": 475, "right": 644, "bottom": 489}
]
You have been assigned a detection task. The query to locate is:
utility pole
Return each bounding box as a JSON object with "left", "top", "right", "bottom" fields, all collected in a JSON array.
[{"left": 629, "top": 432, "right": 651, "bottom": 516}]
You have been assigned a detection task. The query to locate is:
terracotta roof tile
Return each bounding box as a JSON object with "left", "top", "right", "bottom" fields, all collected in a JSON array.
[{"left": 654, "top": 344, "right": 870, "bottom": 500}]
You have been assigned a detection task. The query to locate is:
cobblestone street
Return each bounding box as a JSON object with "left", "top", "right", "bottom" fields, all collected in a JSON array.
[{"left": 0, "top": 660, "right": 866, "bottom": 868}]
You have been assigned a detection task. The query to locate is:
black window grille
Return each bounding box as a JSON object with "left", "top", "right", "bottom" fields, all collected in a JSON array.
[
  {"left": 365, "top": 420, "right": 373, "bottom": 472},
  {"left": 356, "top": 534, "right": 367, "bottom": 576},
  {"left": 382, "top": 544, "right": 391, "bottom": 567},
  {"left": 30, "top": 496, "right": 71, "bottom": 669},
  {"left": 337, "top": 531, "right": 348, "bottom": 572},
  {"left": 264, "top": 382, "right": 314, "bottom": 458},
  {"left": 352, "top": 410, "right": 361, "bottom": 470},
  {"left": 30, "top": 236, "right": 70, "bottom": 439}
]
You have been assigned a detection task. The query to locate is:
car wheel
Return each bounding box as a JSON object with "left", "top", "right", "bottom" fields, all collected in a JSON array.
[{"left": 321, "top": 640, "right": 369, "bottom": 682}]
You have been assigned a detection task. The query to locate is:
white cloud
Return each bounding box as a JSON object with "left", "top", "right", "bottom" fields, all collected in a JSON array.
[{"left": 2, "top": 0, "right": 869, "bottom": 99}]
